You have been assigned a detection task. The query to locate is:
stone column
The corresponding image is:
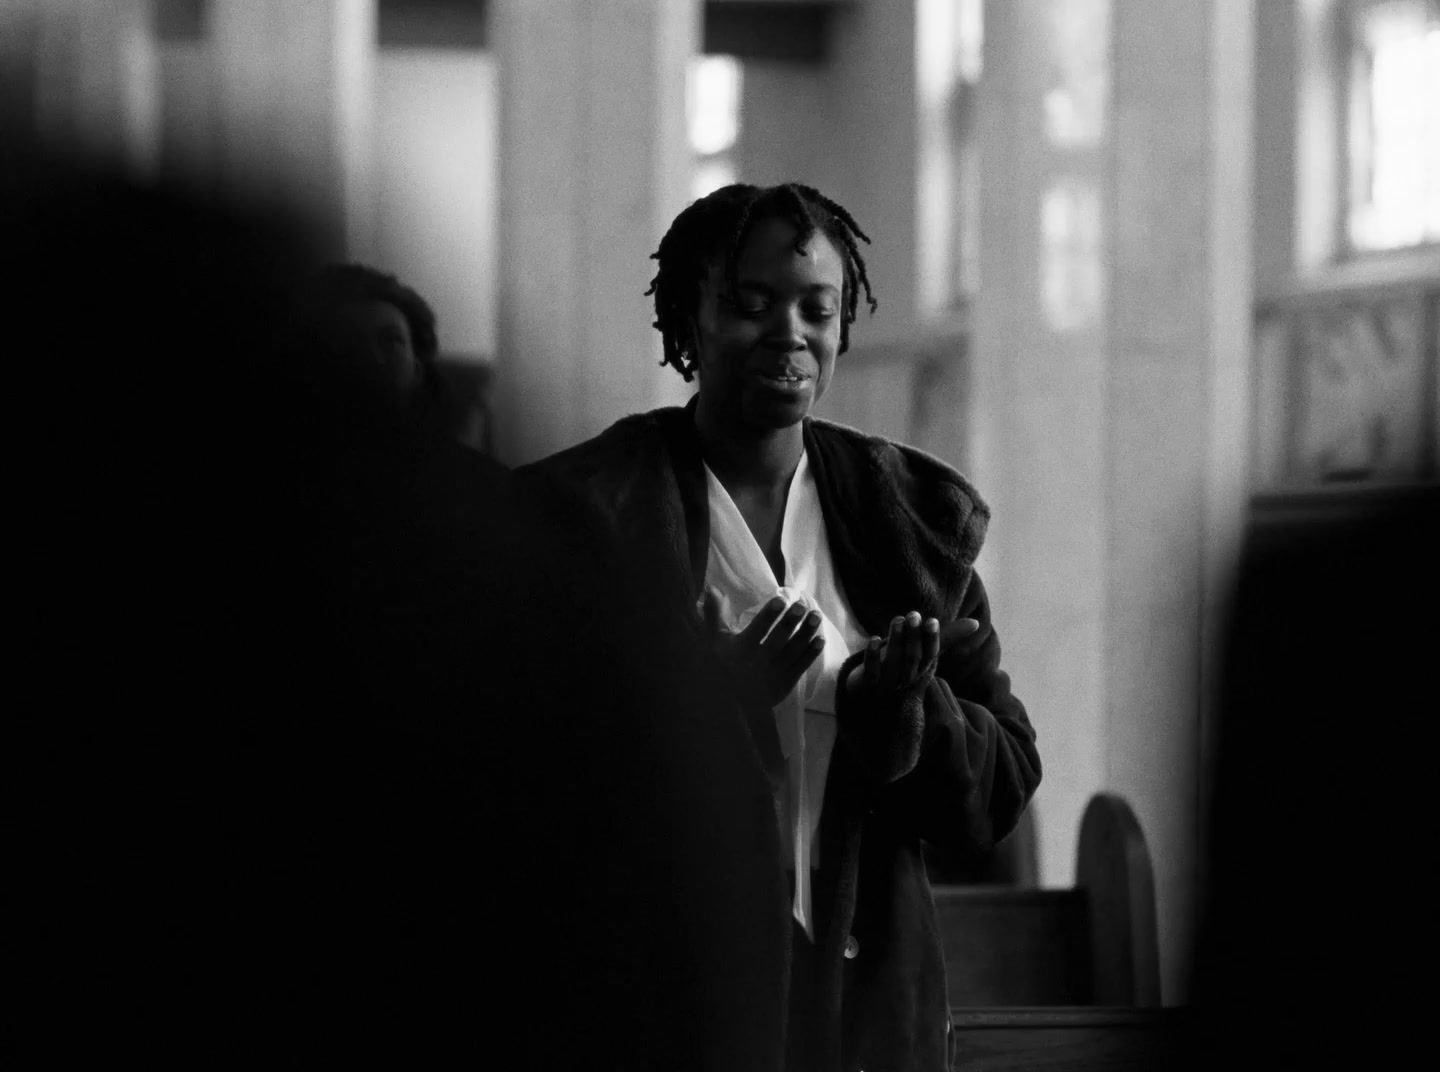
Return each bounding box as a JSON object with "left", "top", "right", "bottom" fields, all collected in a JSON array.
[
  {"left": 828, "top": 0, "right": 922, "bottom": 334},
  {"left": 973, "top": 0, "right": 1254, "bottom": 1003},
  {"left": 491, "top": 0, "right": 698, "bottom": 466},
  {"left": 210, "top": 0, "right": 377, "bottom": 261}
]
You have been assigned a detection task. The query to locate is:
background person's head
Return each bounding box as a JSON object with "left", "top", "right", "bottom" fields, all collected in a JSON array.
[
  {"left": 646, "top": 183, "right": 877, "bottom": 435},
  {"left": 301, "top": 263, "right": 443, "bottom": 419}
]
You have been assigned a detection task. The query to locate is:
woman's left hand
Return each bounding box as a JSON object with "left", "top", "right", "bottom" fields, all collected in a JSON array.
[{"left": 852, "top": 612, "right": 979, "bottom": 696}]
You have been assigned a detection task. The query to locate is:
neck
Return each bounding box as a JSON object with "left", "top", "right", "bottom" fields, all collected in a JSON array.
[{"left": 693, "top": 406, "right": 804, "bottom": 494}]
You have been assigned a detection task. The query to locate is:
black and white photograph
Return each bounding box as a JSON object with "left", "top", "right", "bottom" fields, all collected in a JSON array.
[{"left": 6, "top": 0, "right": 1437, "bottom": 1068}]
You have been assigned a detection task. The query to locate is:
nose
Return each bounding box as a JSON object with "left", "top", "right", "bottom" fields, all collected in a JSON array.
[{"left": 764, "top": 304, "right": 807, "bottom": 351}]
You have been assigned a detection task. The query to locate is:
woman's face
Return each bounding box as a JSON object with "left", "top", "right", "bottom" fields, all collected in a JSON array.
[{"left": 691, "top": 216, "right": 845, "bottom": 434}]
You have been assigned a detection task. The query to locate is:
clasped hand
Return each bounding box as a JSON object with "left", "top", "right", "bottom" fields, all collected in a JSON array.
[
  {"left": 702, "top": 593, "right": 825, "bottom": 708},
  {"left": 702, "top": 596, "right": 982, "bottom": 708}
]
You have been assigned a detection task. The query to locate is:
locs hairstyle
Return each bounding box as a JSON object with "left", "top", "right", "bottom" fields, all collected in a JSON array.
[{"left": 645, "top": 183, "right": 879, "bottom": 382}]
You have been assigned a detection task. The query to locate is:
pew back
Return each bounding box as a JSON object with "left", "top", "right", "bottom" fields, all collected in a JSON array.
[{"left": 934, "top": 792, "right": 1160, "bottom": 1008}]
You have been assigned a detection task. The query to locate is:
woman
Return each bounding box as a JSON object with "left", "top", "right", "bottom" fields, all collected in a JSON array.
[{"left": 522, "top": 183, "right": 1041, "bottom": 1072}]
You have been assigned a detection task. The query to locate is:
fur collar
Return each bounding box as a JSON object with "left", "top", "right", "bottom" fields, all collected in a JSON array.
[
  {"left": 520, "top": 403, "right": 990, "bottom": 628},
  {"left": 801, "top": 410, "right": 988, "bottom": 626}
]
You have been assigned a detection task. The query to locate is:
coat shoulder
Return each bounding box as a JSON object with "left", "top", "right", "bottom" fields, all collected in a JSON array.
[{"left": 807, "top": 417, "right": 990, "bottom": 562}]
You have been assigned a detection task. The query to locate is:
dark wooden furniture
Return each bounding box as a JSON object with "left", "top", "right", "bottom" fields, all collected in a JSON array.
[
  {"left": 934, "top": 792, "right": 1161, "bottom": 1008},
  {"left": 933, "top": 793, "right": 1169, "bottom": 1069},
  {"left": 948, "top": 1006, "right": 1186, "bottom": 1071}
]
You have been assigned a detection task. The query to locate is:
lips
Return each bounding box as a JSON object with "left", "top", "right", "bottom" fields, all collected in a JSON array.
[{"left": 754, "top": 366, "right": 809, "bottom": 387}]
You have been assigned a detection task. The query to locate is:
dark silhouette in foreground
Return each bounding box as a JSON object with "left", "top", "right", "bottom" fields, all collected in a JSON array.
[
  {"left": 1186, "top": 485, "right": 1439, "bottom": 1067},
  {"left": 7, "top": 144, "right": 785, "bottom": 1068}
]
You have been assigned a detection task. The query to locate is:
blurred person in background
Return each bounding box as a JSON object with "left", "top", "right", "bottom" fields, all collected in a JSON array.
[{"left": 296, "top": 262, "right": 464, "bottom": 439}]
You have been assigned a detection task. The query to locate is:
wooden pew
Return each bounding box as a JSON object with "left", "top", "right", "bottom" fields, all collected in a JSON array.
[
  {"left": 933, "top": 792, "right": 1160, "bottom": 1007},
  {"left": 934, "top": 793, "right": 1170, "bottom": 1069},
  {"left": 948, "top": 1006, "right": 1187, "bottom": 1071}
]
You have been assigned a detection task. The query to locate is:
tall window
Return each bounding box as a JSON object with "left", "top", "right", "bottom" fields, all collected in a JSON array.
[
  {"left": 916, "top": 0, "right": 983, "bottom": 312},
  {"left": 950, "top": 0, "right": 983, "bottom": 305},
  {"left": 687, "top": 54, "right": 742, "bottom": 202},
  {"left": 1343, "top": 0, "right": 1440, "bottom": 252}
]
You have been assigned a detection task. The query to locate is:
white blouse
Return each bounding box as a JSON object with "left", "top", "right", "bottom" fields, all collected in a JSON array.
[{"left": 696, "top": 450, "right": 868, "bottom": 939}]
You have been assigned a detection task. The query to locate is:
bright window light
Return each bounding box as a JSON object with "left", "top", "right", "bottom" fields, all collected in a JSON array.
[
  {"left": 1347, "top": 1, "right": 1440, "bottom": 251},
  {"left": 687, "top": 55, "right": 742, "bottom": 156}
]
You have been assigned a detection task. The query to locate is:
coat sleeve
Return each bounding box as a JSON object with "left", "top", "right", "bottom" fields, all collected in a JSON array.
[{"left": 833, "top": 569, "right": 1040, "bottom": 854}]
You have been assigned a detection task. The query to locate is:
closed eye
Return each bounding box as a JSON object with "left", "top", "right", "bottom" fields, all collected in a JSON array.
[{"left": 721, "top": 295, "right": 769, "bottom": 317}]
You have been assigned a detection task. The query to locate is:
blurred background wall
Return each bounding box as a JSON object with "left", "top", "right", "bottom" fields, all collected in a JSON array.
[{"left": 6, "top": 0, "right": 1435, "bottom": 1005}]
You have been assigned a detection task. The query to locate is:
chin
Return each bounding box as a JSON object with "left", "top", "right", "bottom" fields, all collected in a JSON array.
[{"left": 742, "top": 397, "right": 811, "bottom": 431}]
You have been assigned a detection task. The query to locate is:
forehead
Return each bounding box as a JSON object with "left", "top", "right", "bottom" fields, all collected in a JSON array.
[{"left": 711, "top": 215, "right": 845, "bottom": 289}]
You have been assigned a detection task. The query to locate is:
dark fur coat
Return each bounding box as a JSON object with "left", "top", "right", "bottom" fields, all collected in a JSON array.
[{"left": 521, "top": 402, "right": 1041, "bottom": 1072}]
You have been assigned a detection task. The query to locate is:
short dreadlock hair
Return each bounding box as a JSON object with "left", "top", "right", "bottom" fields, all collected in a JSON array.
[{"left": 645, "top": 183, "right": 878, "bottom": 382}]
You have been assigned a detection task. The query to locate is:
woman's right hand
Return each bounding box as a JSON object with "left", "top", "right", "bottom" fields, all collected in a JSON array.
[{"left": 702, "top": 593, "right": 826, "bottom": 708}]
